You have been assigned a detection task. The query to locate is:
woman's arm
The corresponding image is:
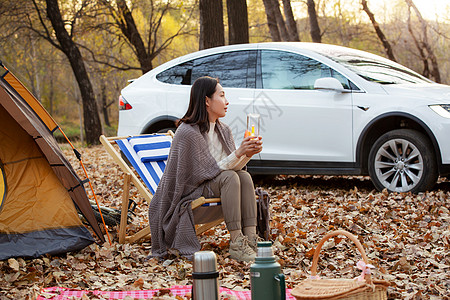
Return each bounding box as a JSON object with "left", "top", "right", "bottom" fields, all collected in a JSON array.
[
  {"left": 217, "top": 150, "right": 251, "bottom": 170},
  {"left": 217, "top": 136, "right": 262, "bottom": 170}
]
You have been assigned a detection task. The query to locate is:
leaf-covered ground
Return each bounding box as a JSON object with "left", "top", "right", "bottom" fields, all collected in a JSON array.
[{"left": 0, "top": 145, "right": 449, "bottom": 299}]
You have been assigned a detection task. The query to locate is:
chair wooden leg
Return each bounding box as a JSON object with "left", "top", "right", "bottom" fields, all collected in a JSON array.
[
  {"left": 118, "top": 184, "right": 222, "bottom": 243},
  {"left": 125, "top": 226, "right": 151, "bottom": 243},
  {"left": 119, "top": 174, "right": 131, "bottom": 244},
  {"left": 196, "top": 218, "right": 224, "bottom": 235}
]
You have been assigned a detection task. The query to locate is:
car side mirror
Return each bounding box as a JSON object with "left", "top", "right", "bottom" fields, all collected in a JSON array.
[{"left": 314, "top": 77, "right": 348, "bottom": 93}]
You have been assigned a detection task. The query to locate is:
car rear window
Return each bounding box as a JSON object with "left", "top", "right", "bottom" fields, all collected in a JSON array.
[{"left": 156, "top": 50, "right": 257, "bottom": 88}]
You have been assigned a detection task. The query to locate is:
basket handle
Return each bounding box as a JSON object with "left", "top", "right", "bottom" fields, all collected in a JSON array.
[{"left": 310, "top": 230, "right": 371, "bottom": 280}]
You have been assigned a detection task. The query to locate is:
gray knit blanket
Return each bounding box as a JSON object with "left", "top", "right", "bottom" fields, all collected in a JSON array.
[{"left": 148, "top": 122, "right": 235, "bottom": 258}]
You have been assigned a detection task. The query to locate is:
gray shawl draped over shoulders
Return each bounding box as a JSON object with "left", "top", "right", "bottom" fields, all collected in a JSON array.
[{"left": 148, "top": 122, "right": 235, "bottom": 258}]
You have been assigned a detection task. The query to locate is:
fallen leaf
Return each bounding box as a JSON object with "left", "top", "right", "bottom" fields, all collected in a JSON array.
[{"left": 8, "top": 258, "right": 20, "bottom": 271}]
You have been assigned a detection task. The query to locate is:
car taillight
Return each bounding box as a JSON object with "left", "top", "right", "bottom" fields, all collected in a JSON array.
[{"left": 119, "top": 95, "right": 132, "bottom": 110}]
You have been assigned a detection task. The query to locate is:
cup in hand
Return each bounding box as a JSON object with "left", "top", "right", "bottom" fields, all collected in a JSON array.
[{"left": 245, "top": 113, "right": 260, "bottom": 138}]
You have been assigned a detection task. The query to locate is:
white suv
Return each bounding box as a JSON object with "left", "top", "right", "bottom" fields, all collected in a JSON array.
[{"left": 118, "top": 42, "right": 450, "bottom": 193}]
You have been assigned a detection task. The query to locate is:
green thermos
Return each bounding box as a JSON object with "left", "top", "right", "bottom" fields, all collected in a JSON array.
[{"left": 250, "top": 242, "right": 286, "bottom": 300}]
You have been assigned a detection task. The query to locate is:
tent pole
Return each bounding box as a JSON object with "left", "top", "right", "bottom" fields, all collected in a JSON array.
[{"left": 58, "top": 128, "right": 112, "bottom": 245}]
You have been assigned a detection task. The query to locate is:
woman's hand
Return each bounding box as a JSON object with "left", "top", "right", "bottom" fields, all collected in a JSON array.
[{"left": 235, "top": 136, "right": 263, "bottom": 158}]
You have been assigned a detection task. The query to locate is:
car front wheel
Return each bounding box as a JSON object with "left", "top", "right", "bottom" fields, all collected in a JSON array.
[{"left": 368, "top": 129, "right": 437, "bottom": 193}]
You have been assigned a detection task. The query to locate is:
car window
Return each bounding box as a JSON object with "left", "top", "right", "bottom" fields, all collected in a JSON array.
[
  {"left": 320, "top": 66, "right": 355, "bottom": 90},
  {"left": 156, "top": 61, "right": 193, "bottom": 85},
  {"left": 156, "top": 50, "right": 256, "bottom": 88},
  {"left": 312, "top": 47, "right": 432, "bottom": 84},
  {"left": 192, "top": 50, "right": 256, "bottom": 88},
  {"left": 259, "top": 50, "right": 356, "bottom": 90}
]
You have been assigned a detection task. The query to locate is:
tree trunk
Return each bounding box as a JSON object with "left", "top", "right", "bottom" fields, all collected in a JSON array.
[
  {"left": 48, "top": 63, "right": 54, "bottom": 115},
  {"left": 282, "top": 0, "right": 299, "bottom": 41},
  {"left": 226, "top": 0, "right": 249, "bottom": 45},
  {"left": 271, "top": 0, "right": 289, "bottom": 41},
  {"left": 100, "top": 82, "right": 110, "bottom": 127},
  {"left": 199, "top": 0, "right": 225, "bottom": 50},
  {"left": 114, "top": 0, "right": 152, "bottom": 74},
  {"left": 45, "top": 0, "right": 102, "bottom": 145},
  {"left": 306, "top": 0, "right": 321, "bottom": 43},
  {"left": 407, "top": 18, "right": 430, "bottom": 78},
  {"left": 30, "top": 36, "right": 41, "bottom": 100},
  {"left": 262, "top": 0, "right": 281, "bottom": 41},
  {"left": 361, "top": 0, "right": 396, "bottom": 61},
  {"left": 405, "top": 0, "right": 441, "bottom": 83},
  {"left": 96, "top": 0, "right": 193, "bottom": 74}
]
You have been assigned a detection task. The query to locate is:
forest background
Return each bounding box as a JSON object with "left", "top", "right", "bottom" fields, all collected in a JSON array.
[{"left": 0, "top": 0, "right": 449, "bottom": 145}]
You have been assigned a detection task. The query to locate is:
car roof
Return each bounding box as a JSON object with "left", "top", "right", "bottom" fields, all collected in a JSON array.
[
  {"left": 134, "top": 42, "right": 353, "bottom": 80},
  {"left": 126, "top": 42, "right": 390, "bottom": 92}
]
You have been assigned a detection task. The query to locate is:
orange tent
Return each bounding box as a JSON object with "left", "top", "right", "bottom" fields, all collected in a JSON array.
[{"left": 0, "top": 61, "right": 105, "bottom": 260}]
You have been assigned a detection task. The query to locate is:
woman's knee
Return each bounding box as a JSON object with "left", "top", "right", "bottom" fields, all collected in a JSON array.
[
  {"left": 236, "top": 170, "right": 254, "bottom": 187},
  {"left": 219, "top": 170, "right": 240, "bottom": 188}
]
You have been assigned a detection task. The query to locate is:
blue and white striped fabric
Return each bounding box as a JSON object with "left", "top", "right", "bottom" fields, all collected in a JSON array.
[
  {"left": 116, "top": 135, "right": 171, "bottom": 195},
  {"left": 129, "top": 135, "right": 171, "bottom": 162},
  {"left": 116, "top": 134, "right": 221, "bottom": 207}
]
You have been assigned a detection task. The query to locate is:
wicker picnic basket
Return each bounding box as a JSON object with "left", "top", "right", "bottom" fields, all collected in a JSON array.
[{"left": 291, "top": 230, "right": 389, "bottom": 300}]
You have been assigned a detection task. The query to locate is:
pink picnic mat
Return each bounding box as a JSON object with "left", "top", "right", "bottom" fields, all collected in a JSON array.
[{"left": 38, "top": 285, "right": 296, "bottom": 299}]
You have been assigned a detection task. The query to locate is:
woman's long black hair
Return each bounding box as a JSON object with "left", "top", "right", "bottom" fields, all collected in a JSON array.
[{"left": 178, "top": 76, "right": 219, "bottom": 133}]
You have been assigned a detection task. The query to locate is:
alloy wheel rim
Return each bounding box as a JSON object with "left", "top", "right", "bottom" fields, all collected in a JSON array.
[{"left": 374, "top": 138, "right": 423, "bottom": 192}]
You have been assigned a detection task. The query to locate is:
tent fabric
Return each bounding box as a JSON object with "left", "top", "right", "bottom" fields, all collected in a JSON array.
[
  {"left": 0, "top": 104, "right": 82, "bottom": 231},
  {"left": 0, "top": 62, "right": 105, "bottom": 259},
  {"left": 0, "top": 72, "right": 104, "bottom": 242},
  {"left": 0, "top": 227, "right": 93, "bottom": 259},
  {"left": 0, "top": 100, "right": 94, "bottom": 259},
  {"left": 2, "top": 71, "right": 58, "bottom": 132}
]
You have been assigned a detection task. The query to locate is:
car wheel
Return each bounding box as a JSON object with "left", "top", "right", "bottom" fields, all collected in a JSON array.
[
  {"left": 156, "top": 127, "right": 176, "bottom": 134},
  {"left": 368, "top": 129, "right": 437, "bottom": 193}
]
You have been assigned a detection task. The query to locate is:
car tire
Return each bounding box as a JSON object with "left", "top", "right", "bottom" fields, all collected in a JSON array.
[
  {"left": 156, "top": 127, "right": 176, "bottom": 134},
  {"left": 368, "top": 129, "right": 437, "bottom": 193}
]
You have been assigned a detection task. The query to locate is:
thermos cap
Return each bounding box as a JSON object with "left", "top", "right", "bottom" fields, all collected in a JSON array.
[
  {"left": 193, "top": 251, "right": 218, "bottom": 273},
  {"left": 257, "top": 242, "right": 274, "bottom": 257},
  {"left": 257, "top": 241, "right": 272, "bottom": 247}
]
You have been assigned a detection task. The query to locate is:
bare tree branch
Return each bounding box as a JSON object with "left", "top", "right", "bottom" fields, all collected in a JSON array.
[
  {"left": 30, "top": 0, "right": 61, "bottom": 50},
  {"left": 405, "top": 0, "right": 441, "bottom": 82},
  {"left": 96, "top": 0, "right": 195, "bottom": 73},
  {"left": 76, "top": 43, "right": 141, "bottom": 71},
  {"left": 151, "top": 2, "right": 171, "bottom": 56},
  {"left": 361, "top": 0, "right": 396, "bottom": 61}
]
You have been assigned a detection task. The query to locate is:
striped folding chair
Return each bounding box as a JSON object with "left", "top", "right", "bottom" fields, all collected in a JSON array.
[
  {"left": 116, "top": 134, "right": 171, "bottom": 195},
  {"left": 100, "top": 132, "right": 223, "bottom": 244}
]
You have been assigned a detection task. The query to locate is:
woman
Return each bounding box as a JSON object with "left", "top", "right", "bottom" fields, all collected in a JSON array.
[{"left": 149, "top": 76, "right": 263, "bottom": 262}]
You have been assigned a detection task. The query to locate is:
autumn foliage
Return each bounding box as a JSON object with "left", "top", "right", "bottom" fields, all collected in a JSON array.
[{"left": 1, "top": 145, "right": 448, "bottom": 299}]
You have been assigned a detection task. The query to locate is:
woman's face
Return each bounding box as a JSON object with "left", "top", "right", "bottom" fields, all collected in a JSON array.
[{"left": 205, "top": 83, "right": 228, "bottom": 122}]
